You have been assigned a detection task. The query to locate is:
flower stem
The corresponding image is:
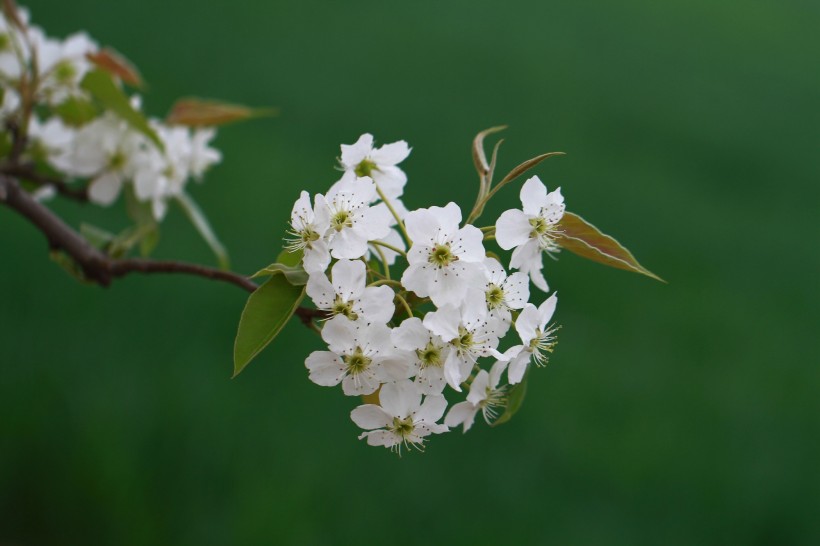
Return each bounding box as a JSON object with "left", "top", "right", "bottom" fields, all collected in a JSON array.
[
  {"left": 375, "top": 185, "right": 412, "bottom": 247},
  {"left": 395, "top": 293, "right": 414, "bottom": 319},
  {"left": 369, "top": 239, "right": 407, "bottom": 257},
  {"left": 369, "top": 278, "right": 403, "bottom": 288}
]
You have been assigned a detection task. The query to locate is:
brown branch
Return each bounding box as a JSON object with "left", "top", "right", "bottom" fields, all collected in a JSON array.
[
  {"left": 0, "top": 162, "right": 89, "bottom": 202},
  {"left": 0, "top": 173, "right": 257, "bottom": 293}
]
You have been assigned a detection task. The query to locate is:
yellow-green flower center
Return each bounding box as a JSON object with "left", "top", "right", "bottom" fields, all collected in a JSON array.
[
  {"left": 428, "top": 243, "right": 455, "bottom": 267},
  {"left": 344, "top": 347, "right": 371, "bottom": 375},
  {"left": 390, "top": 416, "right": 415, "bottom": 439},
  {"left": 416, "top": 342, "right": 442, "bottom": 368},
  {"left": 529, "top": 216, "right": 551, "bottom": 237},
  {"left": 486, "top": 284, "right": 505, "bottom": 309},
  {"left": 452, "top": 326, "right": 473, "bottom": 353},
  {"left": 331, "top": 210, "right": 353, "bottom": 232},
  {"left": 331, "top": 296, "right": 358, "bottom": 320},
  {"left": 54, "top": 60, "right": 77, "bottom": 84},
  {"left": 354, "top": 159, "right": 377, "bottom": 178}
]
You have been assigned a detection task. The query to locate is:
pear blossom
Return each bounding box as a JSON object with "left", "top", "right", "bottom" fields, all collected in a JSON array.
[
  {"left": 286, "top": 191, "right": 330, "bottom": 274},
  {"left": 306, "top": 259, "right": 395, "bottom": 324},
  {"left": 464, "top": 257, "right": 530, "bottom": 324},
  {"left": 444, "top": 360, "right": 508, "bottom": 432},
  {"left": 351, "top": 379, "right": 448, "bottom": 452},
  {"left": 27, "top": 116, "right": 74, "bottom": 168},
  {"left": 132, "top": 123, "right": 221, "bottom": 220},
  {"left": 507, "top": 293, "right": 559, "bottom": 385},
  {"left": 31, "top": 29, "right": 97, "bottom": 104},
  {"left": 401, "top": 202, "right": 486, "bottom": 307},
  {"left": 495, "top": 176, "right": 565, "bottom": 291},
  {"left": 52, "top": 113, "right": 147, "bottom": 205},
  {"left": 423, "top": 304, "right": 506, "bottom": 391},
  {"left": 305, "top": 315, "right": 411, "bottom": 396},
  {"left": 313, "top": 176, "right": 392, "bottom": 260},
  {"left": 392, "top": 317, "right": 451, "bottom": 395},
  {"left": 340, "top": 133, "right": 411, "bottom": 201}
]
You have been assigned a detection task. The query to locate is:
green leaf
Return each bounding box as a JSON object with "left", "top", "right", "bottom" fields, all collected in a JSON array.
[
  {"left": 175, "top": 192, "right": 230, "bottom": 270},
  {"left": 233, "top": 275, "right": 305, "bottom": 377},
  {"left": 492, "top": 370, "right": 529, "bottom": 427},
  {"left": 251, "top": 262, "right": 308, "bottom": 286},
  {"left": 53, "top": 97, "right": 99, "bottom": 127},
  {"left": 555, "top": 212, "right": 665, "bottom": 282},
  {"left": 80, "top": 69, "right": 162, "bottom": 149},
  {"left": 276, "top": 248, "right": 303, "bottom": 267},
  {"left": 166, "top": 97, "right": 277, "bottom": 126}
]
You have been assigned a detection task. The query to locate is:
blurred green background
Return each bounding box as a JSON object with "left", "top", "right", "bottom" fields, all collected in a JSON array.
[{"left": 2, "top": 0, "right": 819, "bottom": 544}]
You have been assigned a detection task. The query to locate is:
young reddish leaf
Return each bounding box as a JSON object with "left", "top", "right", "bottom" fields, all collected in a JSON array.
[
  {"left": 166, "top": 98, "right": 276, "bottom": 127},
  {"left": 497, "top": 151, "right": 565, "bottom": 187},
  {"left": 87, "top": 48, "right": 144, "bottom": 88},
  {"left": 556, "top": 212, "right": 665, "bottom": 282},
  {"left": 472, "top": 125, "right": 507, "bottom": 179}
]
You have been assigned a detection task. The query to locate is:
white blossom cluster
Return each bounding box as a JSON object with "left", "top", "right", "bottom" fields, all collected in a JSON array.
[
  {"left": 290, "top": 134, "right": 565, "bottom": 453},
  {"left": 0, "top": 8, "right": 221, "bottom": 219}
]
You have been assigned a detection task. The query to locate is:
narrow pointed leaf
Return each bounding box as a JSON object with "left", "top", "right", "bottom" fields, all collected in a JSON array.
[
  {"left": 80, "top": 69, "right": 162, "bottom": 149},
  {"left": 556, "top": 212, "right": 664, "bottom": 282},
  {"left": 492, "top": 370, "right": 529, "bottom": 427},
  {"left": 166, "top": 98, "right": 277, "bottom": 126},
  {"left": 233, "top": 276, "right": 305, "bottom": 377},
  {"left": 175, "top": 192, "right": 230, "bottom": 270},
  {"left": 87, "top": 48, "right": 144, "bottom": 88},
  {"left": 497, "top": 151, "right": 565, "bottom": 187},
  {"left": 472, "top": 125, "right": 507, "bottom": 179}
]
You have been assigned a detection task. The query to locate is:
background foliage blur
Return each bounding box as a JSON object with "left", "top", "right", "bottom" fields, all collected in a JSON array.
[{"left": 1, "top": 0, "right": 818, "bottom": 544}]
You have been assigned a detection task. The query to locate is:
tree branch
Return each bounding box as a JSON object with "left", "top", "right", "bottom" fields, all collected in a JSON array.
[
  {"left": 0, "top": 174, "right": 256, "bottom": 293},
  {"left": 0, "top": 162, "right": 89, "bottom": 202}
]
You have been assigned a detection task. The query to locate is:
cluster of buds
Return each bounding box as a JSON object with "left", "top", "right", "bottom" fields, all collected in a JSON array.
[
  {"left": 0, "top": 6, "right": 222, "bottom": 220},
  {"left": 286, "top": 134, "right": 564, "bottom": 452}
]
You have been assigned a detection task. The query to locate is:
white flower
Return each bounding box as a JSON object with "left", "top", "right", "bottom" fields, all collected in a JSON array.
[
  {"left": 423, "top": 304, "right": 506, "bottom": 392},
  {"left": 314, "top": 176, "right": 392, "bottom": 260},
  {"left": 305, "top": 315, "right": 411, "bottom": 396},
  {"left": 188, "top": 128, "right": 221, "bottom": 180},
  {"left": 132, "top": 123, "right": 194, "bottom": 220},
  {"left": 392, "top": 317, "right": 451, "bottom": 395},
  {"left": 340, "top": 133, "right": 411, "bottom": 201},
  {"left": 285, "top": 191, "right": 330, "bottom": 274},
  {"left": 306, "top": 259, "right": 395, "bottom": 324},
  {"left": 351, "top": 379, "right": 448, "bottom": 452},
  {"left": 507, "top": 293, "right": 559, "bottom": 385},
  {"left": 53, "top": 113, "right": 147, "bottom": 205},
  {"left": 27, "top": 116, "right": 75, "bottom": 168},
  {"left": 0, "top": 12, "right": 31, "bottom": 81},
  {"left": 495, "top": 176, "right": 565, "bottom": 292},
  {"left": 444, "top": 360, "right": 508, "bottom": 432},
  {"left": 464, "top": 257, "right": 530, "bottom": 325},
  {"left": 32, "top": 30, "right": 97, "bottom": 104},
  {"left": 401, "top": 202, "right": 486, "bottom": 308}
]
